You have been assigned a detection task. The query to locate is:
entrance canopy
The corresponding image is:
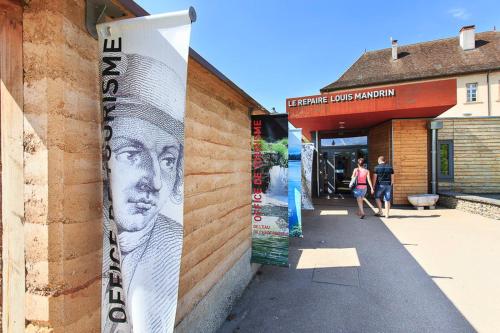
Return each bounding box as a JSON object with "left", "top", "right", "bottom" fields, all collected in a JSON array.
[{"left": 286, "top": 79, "right": 456, "bottom": 139}]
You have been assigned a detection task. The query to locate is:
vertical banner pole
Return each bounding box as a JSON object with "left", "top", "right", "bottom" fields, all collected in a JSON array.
[
  {"left": 429, "top": 120, "right": 442, "bottom": 195},
  {"left": 431, "top": 128, "right": 437, "bottom": 194}
]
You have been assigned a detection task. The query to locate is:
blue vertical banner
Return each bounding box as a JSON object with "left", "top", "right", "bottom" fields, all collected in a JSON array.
[{"left": 288, "top": 128, "right": 302, "bottom": 237}]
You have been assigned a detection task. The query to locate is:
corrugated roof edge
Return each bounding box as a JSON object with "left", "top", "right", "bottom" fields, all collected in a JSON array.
[{"left": 116, "top": 0, "right": 268, "bottom": 113}]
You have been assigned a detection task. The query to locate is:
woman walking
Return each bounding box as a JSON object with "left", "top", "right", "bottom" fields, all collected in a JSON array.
[{"left": 351, "top": 158, "right": 374, "bottom": 219}]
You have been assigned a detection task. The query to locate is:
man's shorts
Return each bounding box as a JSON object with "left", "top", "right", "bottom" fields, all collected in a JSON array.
[{"left": 376, "top": 184, "right": 392, "bottom": 202}]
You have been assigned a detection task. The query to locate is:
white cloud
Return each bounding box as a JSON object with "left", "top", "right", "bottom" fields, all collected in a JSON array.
[{"left": 448, "top": 8, "right": 471, "bottom": 20}]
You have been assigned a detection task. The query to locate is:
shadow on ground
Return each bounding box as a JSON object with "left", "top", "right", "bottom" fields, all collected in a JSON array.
[{"left": 218, "top": 198, "right": 475, "bottom": 333}]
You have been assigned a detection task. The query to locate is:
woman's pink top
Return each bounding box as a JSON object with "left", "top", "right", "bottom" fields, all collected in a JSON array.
[{"left": 355, "top": 168, "right": 368, "bottom": 189}]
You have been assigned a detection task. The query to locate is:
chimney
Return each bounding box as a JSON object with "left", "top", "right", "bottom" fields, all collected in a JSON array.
[
  {"left": 460, "top": 25, "right": 476, "bottom": 50},
  {"left": 391, "top": 38, "right": 398, "bottom": 60}
]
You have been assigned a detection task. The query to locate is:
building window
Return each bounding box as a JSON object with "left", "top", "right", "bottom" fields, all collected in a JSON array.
[
  {"left": 466, "top": 83, "right": 477, "bottom": 102},
  {"left": 438, "top": 140, "right": 454, "bottom": 181}
]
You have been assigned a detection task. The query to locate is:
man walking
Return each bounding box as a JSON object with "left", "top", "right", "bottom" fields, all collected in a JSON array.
[{"left": 373, "top": 156, "right": 394, "bottom": 218}]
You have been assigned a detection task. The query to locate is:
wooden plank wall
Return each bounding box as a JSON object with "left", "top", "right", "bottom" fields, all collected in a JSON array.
[
  {"left": 368, "top": 121, "right": 392, "bottom": 171},
  {"left": 1, "top": 0, "right": 25, "bottom": 331},
  {"left": 176, "top": 58, "right": 252, "bottom": 324},
  {"left": 392, "top": 119, "right": 429, "bottom": 204},
  {"left": 438, "top": 118, "right": 500, "bottom": 193}
]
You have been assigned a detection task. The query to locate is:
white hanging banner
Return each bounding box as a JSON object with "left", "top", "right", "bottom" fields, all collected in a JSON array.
[
  {"left": 98, "top": 9, "right": 194, "bottom": 333},
  {"left": 301, "top": 143, "right": 315, "bottom": 210}
]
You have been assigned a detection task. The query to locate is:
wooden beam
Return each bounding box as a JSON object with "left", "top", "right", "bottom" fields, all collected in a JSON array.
[{"left": 1, "top": 0, "right": 25, "bottom": 331}]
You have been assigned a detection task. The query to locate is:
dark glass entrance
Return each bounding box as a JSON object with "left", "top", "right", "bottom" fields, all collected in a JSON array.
[{"left": 318, "top": 136, "right": 368, "bottom": 195}]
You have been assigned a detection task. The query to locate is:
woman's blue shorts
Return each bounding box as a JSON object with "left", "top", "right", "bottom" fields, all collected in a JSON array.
[{"left": 353, "top": 187, "right": 367, "bottom": 198}]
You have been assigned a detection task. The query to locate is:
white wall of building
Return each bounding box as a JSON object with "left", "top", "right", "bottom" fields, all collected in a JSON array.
[
  {"left": 492, "top": 71, "right": 500, "bottom": 115},
  {"left": 439, "top": 70, "right": 500, "bottom": 118}
]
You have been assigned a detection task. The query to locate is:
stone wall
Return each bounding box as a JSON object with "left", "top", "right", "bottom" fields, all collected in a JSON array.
[
  {"left": 439, "top": 193, "right": 500, "bottom": 220},
  {"left": 21, "top": 1, "right": 259, "bottom": 332}
]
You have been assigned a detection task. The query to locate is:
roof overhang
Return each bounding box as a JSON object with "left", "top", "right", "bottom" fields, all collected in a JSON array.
[
  {"left": 114, "top": 0, "right": 267, "bottom": 113},
  {"left": 287, "top": 79, "right": 456, "bottom": 140}
]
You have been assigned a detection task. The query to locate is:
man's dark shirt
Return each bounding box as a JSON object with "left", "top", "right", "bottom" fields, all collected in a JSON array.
[{"left": 375, "top": 163, "right": 394, "bottom": 185}]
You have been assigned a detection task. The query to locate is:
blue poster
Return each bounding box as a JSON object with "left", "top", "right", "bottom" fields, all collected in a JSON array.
[{"left": 289, "top": 129, "right": 302, "bottom": 237}]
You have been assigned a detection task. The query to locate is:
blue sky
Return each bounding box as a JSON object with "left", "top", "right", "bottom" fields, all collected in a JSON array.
[{"left": 136, "top": 0, "right": 500, "bottom": 113}]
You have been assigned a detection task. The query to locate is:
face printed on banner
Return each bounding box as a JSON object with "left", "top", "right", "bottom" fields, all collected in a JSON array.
[
  {"left": 109, "top": 116, "right": 181, "bottom": 233},
  {"left": 100, "top": 45, "right": 189, "bottom": 332}
]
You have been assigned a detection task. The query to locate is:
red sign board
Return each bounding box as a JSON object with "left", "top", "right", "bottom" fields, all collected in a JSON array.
[{"left": 286, "top": 79, "right": 457, "bottom": 138}]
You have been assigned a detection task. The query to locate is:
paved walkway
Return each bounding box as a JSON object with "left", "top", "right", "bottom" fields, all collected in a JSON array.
[{"left": 219, "top": 198, "right": 500, "bottom": 333}]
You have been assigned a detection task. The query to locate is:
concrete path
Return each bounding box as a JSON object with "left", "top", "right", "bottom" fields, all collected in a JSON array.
[{"left": 218, "top": 198, "right": 500, "bottom": 333}]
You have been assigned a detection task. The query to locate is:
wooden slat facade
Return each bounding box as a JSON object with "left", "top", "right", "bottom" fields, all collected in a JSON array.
[
  {"left": 392, "top": 119, "right": 430, "bottom": 205},
  {"left": 438, "top": 118, "right": 500, "bottom": 193},
  {"left": 368, "top": 121, "right": 392, "bottom": 169},
  {"left": 365, "top": 117, "right": 499, "bottom": 203},
  {"left": 369, "top": 119, "right": 430, "bottom": 205}
]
